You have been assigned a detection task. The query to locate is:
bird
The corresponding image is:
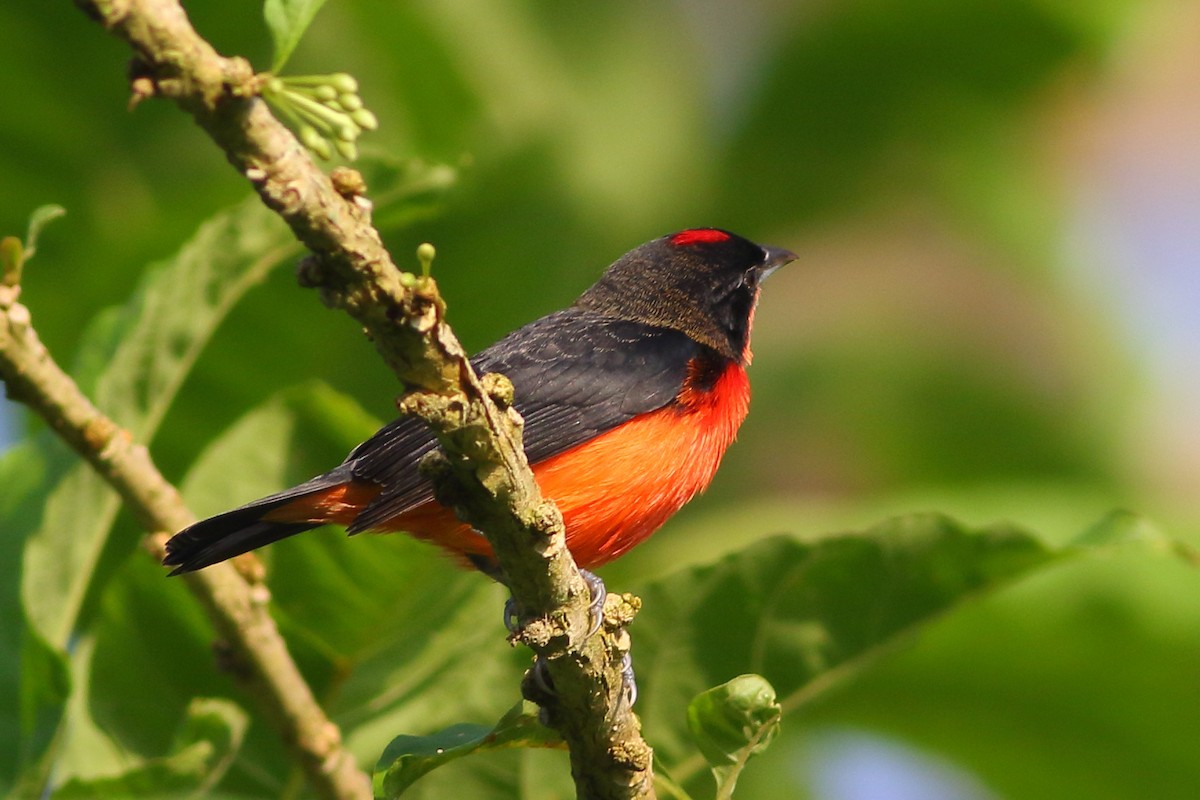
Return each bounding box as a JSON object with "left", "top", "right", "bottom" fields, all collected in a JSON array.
[{"left": 163, "top": 228, "right": 796, "bottom": 578}]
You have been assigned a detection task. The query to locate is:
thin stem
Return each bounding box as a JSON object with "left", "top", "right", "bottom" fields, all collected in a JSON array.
[{"left": 0, "top": 297, "right": 370, "bottom": 800}]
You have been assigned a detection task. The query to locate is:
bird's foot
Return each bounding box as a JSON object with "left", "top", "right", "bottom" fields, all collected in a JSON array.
[
  {"left": 620, "top": 650, "right": 638, "bottom": 707},
  {"left": 502, "top": 567, "right": 608, "bottom": 638},
  {"left": 525, "top": 649, "right": 637, "bottom": 711},
  {"left": 579, "top": 568, "right": 607, "bottom": 636}
]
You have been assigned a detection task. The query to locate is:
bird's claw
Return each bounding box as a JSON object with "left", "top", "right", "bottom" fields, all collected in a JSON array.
[
  {"left": 501, "top": 568, "right": 608, "bottom": 638},
  {"left": 530, "top": 655, "right": 555, "bottom": 697},
  {"left": 579, "top": 568, "right": 607, "bottom": 637},
  {"left": 526, "top": 648, "right": 637, "bottom": 709},
  {"left": 620, "top": 650, "right": 637, "bottom": 707},
  {"left": 504, "top": 567, "right": 635, "bottom": 707},
  {"left": 503, "top": 596, "right": 521, "bottom": 634}
]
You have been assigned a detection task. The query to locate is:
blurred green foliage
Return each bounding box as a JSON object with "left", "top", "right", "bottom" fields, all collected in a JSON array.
[{"left": 2, "top": 0, "right": 1197, "bottom": 798}]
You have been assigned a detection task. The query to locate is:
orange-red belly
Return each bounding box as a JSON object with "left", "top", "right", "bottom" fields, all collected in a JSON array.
[{"left": 276, "top": 363, "right": 750, "bottom": 569}]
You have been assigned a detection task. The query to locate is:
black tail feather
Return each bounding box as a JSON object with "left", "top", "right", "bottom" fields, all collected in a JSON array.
[
  {"left": 163, "top": 478, "right": 348, "bottom": 574},
  {"left": 164, "top": 515, "right": 321, "bottom": 575},
  {"left": 165, "top": 468, "right": 354, "bottom": 574}
]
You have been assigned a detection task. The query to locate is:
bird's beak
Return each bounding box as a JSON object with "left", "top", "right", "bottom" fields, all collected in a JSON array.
[{"left": 759, "top": 246, "right": 798, "bottom": 281}]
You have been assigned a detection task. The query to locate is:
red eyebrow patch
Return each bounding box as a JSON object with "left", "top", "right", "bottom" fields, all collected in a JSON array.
[{"left": 670, "top": 228, "right": 730, "bottom": 246}]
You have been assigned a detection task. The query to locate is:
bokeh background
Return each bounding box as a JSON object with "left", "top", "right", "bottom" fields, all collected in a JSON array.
[{"left": 2, "top": 1, "right": 1198, "bottom": 798}]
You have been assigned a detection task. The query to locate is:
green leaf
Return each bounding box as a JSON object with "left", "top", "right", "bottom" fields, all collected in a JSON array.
[
  {"left": 8, "top": 198, "right": 295, "bottom": 787},
  {"left": 170, "top": 382, "right": 522, "bottom": 788},
  {"left": 688, "top": 674, "right": 781, "bottom": 797},
  {"left": 357, "top": 156, "right": 458, "bottom": 232},
  {"left": 634, "top": 510, "right": 1194, "bottom": 795},
  {"left": 10, "top": 625, "right": 71, "bottom": 797},
  {"left": 76, "top": 554, "right": 227, "bottom": 780},
  {"left": 634, "top": 514, "right": 1054, "bottom": 780},
  {"left": 2, "top": 204, "right": 65, "bottom": 284},
  {"left": 1070, "top": 507, "right": 1198, "bottom": 560},
  {"left": 785, "top": 517, "right": 1200, "bottom": 800},
  {"left": 50, "top": 698, "right": 248, "bottom": 798},
  {"left": 687, "top": 675, "right": 781, "bottom": 767},
  {"left": 0, "top": 444, "right": 48, "bottom": 786},
  {"left": 374, "top": 701, "right": 561, "bottom": 798},
  {"left": 264, "top": 0, "right": 329, "bottom": 72},
  {"left": 21, "top": 196, "right": 294, "bottom": 647},
  {"left": 23, "top": 204, "right": 66, "bottom": 261},
  {"left": 47, "top": 634, "right": 130, "bottom": 787},
  {"left": 180, "top": 381, "right": 379, "bottom": 521}
]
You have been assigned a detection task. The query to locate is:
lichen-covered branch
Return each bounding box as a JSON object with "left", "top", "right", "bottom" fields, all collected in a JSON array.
[
  {"left": 0, "top": 279, "right": 370, "bottom": 799},
  {"left": 71, "top": 0, "right": 653, "bottom": 796}
]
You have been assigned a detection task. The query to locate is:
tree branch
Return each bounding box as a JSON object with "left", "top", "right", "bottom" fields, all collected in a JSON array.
[
  {"left": 0, "top": 279, "right": 370, "bottom": 798},
  {"left": 70, "top": 0, "right": 654, "bottom": 796}
]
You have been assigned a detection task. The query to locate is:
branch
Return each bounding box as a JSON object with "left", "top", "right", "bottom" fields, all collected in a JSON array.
[
  {"left": 72, "top": 0, "right": 654, "bottom": 797},
  {"left": 0, "top": 277, "right": 369, "bottom": 797}
]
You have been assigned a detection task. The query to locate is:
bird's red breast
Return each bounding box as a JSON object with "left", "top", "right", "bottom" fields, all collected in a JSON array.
[
  {"left": 162, "top": 229, "right": 796, "bottom": 576},
  {"left": 266, "top": 357, "right": 749, "bottom": 569}
]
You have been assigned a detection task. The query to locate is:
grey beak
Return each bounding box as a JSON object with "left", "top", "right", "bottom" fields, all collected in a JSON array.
[{"left": 759, "top": 245, "right": 798, "bottom": 281}]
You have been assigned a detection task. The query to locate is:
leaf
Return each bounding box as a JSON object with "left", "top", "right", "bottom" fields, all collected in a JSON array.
[
  {"left": 163, "top": 383, "right": 520, "bottom": 788},
  {"left": 374, "top": 701, "right": 561, "bottom": 798},
  {"left": 1, "top": 204, "right": 66, "bottom": 280},
  {"left": 78, "top": 554, "right": 230, "bottom": 778},
  {"left": 50, "top": 698, "right": 248, "bottom": 798},
  {"left": 264, "top": 0, "right": 329, "bottom": 72},
  {"left": 20, "top": 196, "right": 293, "bottom": 646},
  {"left": 633, "top": 514, "right": 1053, "bottom": 776},
  {"left": 634, "top": 510, "right": 1195, "bottom": 795},
  {"left": 9, "top": 625, "right": 71, "bottom": 797},
  {"left": 0, "top": 444, "right": 48, "bottom": 786},
  {"left": 357, "top": 156, "right": 459, "bottom": 233},
  {"left": 23, "top": 204, "right": 66, "bottom": 262},
  {"left": 8, "top": 197, "right": 295, "bottom": 787},
  {"left": 784, "top": 514, "right": 1200, "bottom": 800},
  {"left": 1071, "top": 507, "right": 1200, "bottom": 563},
  {"left": 687, "top": 674, "right": 781, "bottom": 797},
  {"left": 687, "top": 675, "right": 781, "bottom": 767}
]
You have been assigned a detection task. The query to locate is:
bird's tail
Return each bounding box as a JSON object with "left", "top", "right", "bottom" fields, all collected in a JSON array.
[{"left": 163, "top": 474, "right": 352, "bottom": 575}]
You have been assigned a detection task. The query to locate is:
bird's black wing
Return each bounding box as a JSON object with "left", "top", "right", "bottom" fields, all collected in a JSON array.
[{"left": 346, "top": 308, "right": 698, "bottom": 532}]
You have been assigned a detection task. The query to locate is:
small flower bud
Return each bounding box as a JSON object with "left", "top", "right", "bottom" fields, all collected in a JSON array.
[
  {"left": 300, "top": 126, "right": 333, "bottom": 160},
  {"left": 329, "top": 73, "right": 358, "bottom": 93},
  {"left": 337, "top": 93, "right": 363, "bottom": 112},
  {"left": 351, "top": 109, "right": 378, "bottom": 131},
  {"left": 416, "top": 242, "right": 436, "bottom": 276}
]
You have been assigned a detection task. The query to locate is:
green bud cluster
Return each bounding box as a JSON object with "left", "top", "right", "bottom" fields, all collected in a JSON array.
[{"left": 261, "top": 73, "right": 378, "bottom": 161}]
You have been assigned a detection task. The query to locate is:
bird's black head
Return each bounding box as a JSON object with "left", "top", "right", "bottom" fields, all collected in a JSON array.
[{"left": 575, "top": 228, "right": 797, "bottom": 361}]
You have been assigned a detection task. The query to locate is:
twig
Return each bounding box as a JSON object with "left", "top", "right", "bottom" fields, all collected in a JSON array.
[
  {"left": 0, "top": 284, "right": 370, "bottom": 798},
  {"left": 71, "top": 0, "right": 654, "bottom": 796}
]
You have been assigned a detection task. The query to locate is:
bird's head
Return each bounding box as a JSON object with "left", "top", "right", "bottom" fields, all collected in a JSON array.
[{"left": 576, "top": 228, "right": 797, "bottom": 361}]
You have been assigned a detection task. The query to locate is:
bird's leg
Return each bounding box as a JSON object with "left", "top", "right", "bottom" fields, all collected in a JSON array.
[
  {"left": 503, "top": 596, "right": 522, "bottom": 634},
  {"left": 466, "top": 553, "right": 639, "bottom": 708},
  {"left": 579, "top": 568, "right": 607, "bottom": 637},
  {"left": 579, "top": 570, "right": 638, "bottom": 708},
  {"left": 619, "top": 650, "right": 638, "bottom": 707},
  {"left": 525, "top": 642, "right": 637, "bottom": 713},
  {"left": 469, "top": 552, "right": 606, "bottom": 637}
]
